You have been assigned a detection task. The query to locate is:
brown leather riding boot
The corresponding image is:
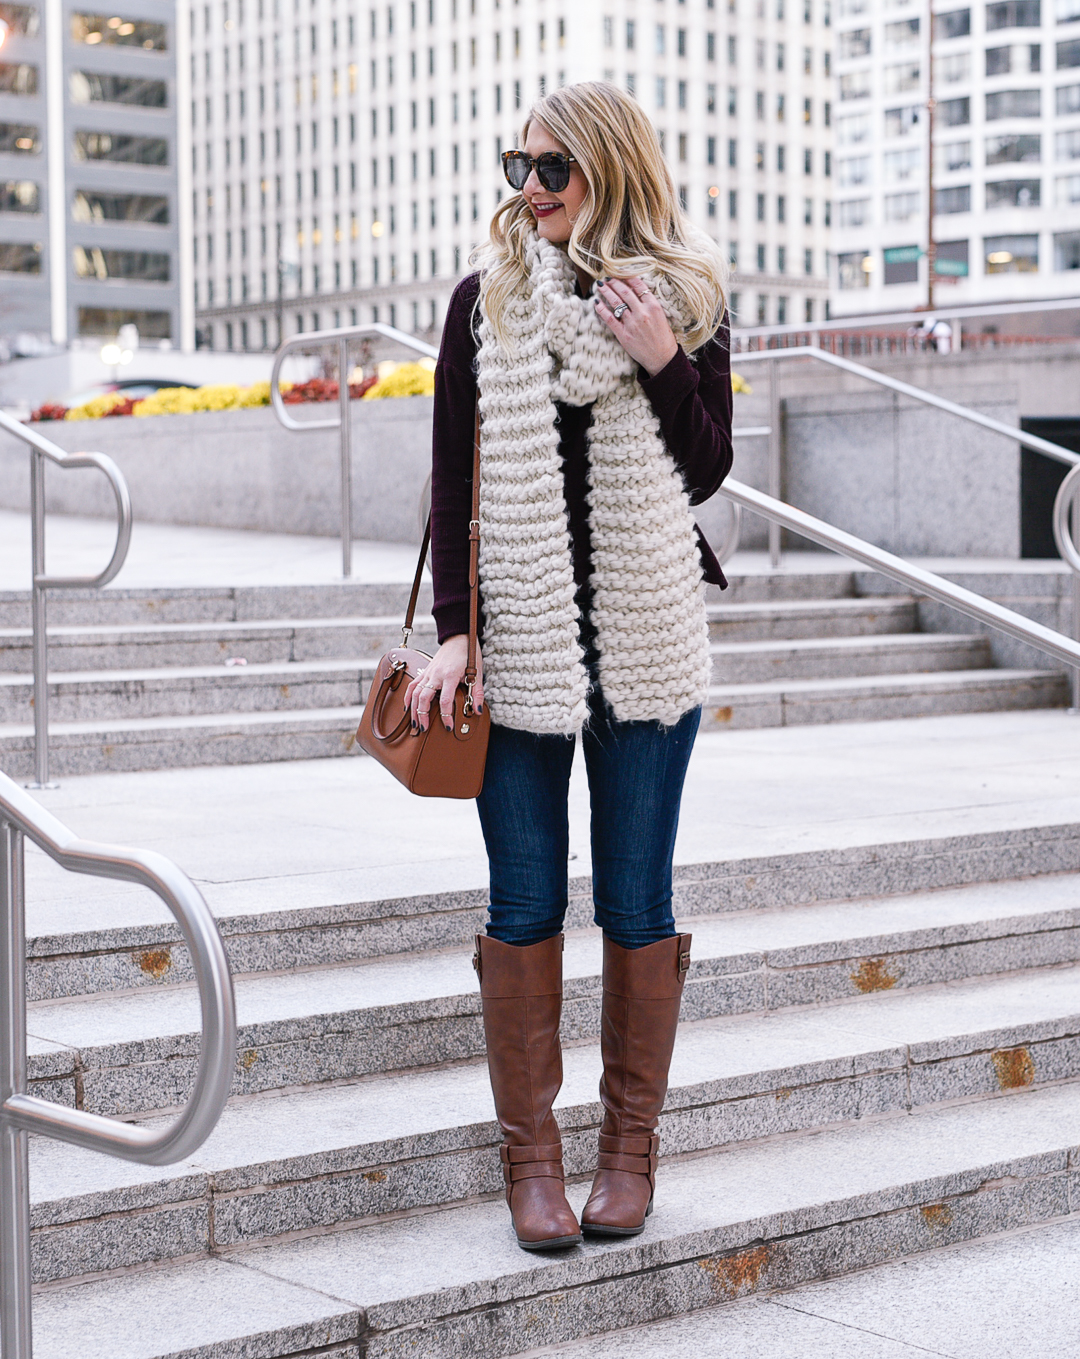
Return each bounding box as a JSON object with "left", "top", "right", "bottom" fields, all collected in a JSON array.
[
  {"left": 474, "top": 933, "right": 582, "bottom": 1251},
  {"left": 580, "top": 932, "right": 691, "bottom": 1237}
]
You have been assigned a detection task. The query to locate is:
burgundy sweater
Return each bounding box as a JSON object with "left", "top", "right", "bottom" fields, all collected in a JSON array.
[{"left": 430, "top": 270, "right": 735, "bottom": 644}]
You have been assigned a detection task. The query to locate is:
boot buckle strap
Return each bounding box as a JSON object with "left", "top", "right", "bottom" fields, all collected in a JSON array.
[
  {"left": 502, "top": 1142, "right": 563, "bottom": 1164},
  {"left": 505, "top": 1161, "right": 565, "bottom": 1183},
  {"left": 597, "top": 1133, "right": 658, "bottom": 1158},
  {"left": 678, "top": 946, "right": 691, "bottom": 974},
  {"left": 597, "top": 1149, "right": 656, "bottom": 1175}
]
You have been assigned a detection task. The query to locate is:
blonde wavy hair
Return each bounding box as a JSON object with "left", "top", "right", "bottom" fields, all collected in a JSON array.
[{"left": 470, "top": 81, "right": 728, "bottom": 357}]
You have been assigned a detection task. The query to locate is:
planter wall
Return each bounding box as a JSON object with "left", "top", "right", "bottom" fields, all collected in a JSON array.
[{"left": 0, "top": 397, "right": 434, "bottom": 544}]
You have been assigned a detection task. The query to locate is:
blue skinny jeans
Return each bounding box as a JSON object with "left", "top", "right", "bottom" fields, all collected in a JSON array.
[{"left": 476, "top": 682, "right": 700, "bottom": 951}]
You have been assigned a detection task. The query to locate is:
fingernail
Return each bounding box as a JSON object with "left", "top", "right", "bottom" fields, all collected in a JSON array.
[
  {"left": 411, "top": 720, "right": 418, "bottom": 732},
  {"left": 444, "top": 722, "right": 454, "bottom": 732}
]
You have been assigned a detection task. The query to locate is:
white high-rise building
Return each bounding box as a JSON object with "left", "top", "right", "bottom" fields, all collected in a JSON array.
[
  {"left": 831, "top": 0, "right": 1080, "bottom": 315},
  {"left": 187, "top": 0, "right": 834, "bottom": 349},
  {"left": 0, "top": 0, "right": 188, "bottom": 351}
]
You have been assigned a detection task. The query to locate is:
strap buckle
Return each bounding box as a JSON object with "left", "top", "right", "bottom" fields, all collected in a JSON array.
[
  {"left": 463, "top": 678, "right": 476, "bottom": 716},
  {"left": 400, "top": 625, "right": 413, "bottom": 647},
  {"left": 678, "top": 948, "right": 691, "bottom": 974}
]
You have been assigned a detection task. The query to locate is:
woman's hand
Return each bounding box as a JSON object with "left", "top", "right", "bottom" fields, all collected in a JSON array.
[
  {"left": 403, "top": 634, "right": 485, "bottom": 732},
  {"left": 595, "top": 276, "right": 680, "bottom": 377}
]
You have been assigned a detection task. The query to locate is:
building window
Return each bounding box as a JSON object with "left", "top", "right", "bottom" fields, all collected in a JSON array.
[
  {"left": 986, "top": 88, "right": 1041, "bottom": 118},
  {"left": 804, "top": 248, "right": 813, "bottom": 274},
  {"left": 984, "top": 233, "right": 1039, "bottom": 271},
  {"left": 935, "top": 184, "right": 972, "bottom": 212},
  {"left": 986, "top": 177, "right": 1041, "bottom": 207},
  {"left": 837, "top": 251, "right": 871, "bottom": 288},
  {"left": 934, "top": 7, "right": 971, "bottom": 37},
  {"left": 986, "top": 0, "right": 1041, "bottom": 29},
  {"left": 1054, "top": 230, "right": 1080, "bottom": 271},
  {"left": 0, "top": 241, "right": 42, "bottom": 273}
]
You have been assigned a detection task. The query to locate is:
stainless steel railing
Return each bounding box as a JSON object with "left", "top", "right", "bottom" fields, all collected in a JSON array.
[
  {"left": 0, "top": 411, "right": 133, "bottom": 789},
  {"left": 720, "top": 476, "right": 1080, "bottom": 673},
  {"left": 269, "top": 323, "right": 439, "bottom": 579},
  {"left": 724, "top": 346, "right": 1080, "bottom": 699},
  {"left": 0, "top": 770, "right": 237, "bottom": 1358}
]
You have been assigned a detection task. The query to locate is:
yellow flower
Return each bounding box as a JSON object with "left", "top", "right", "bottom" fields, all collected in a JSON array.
[
  {"left": 65, "top": 391, "right": 129, "bottom": 420},
  {"left": 361, "top": 362, "right": 436, "bottom": 399},
  {"left": 237, "top": 380, "right": 273, "bottom": 407},
  {"left": 731, "top": 372, "right": 753, "bottom": 395},
  {"left": 133, "top": 387, "right": 201, "bottom": 416}
]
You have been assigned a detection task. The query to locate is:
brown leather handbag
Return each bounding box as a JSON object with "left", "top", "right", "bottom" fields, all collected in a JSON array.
[{"left": 355, "top": 401, "right": 490, "bottom": 798}]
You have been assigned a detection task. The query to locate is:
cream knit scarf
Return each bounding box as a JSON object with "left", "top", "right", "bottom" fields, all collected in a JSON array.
[{"left": 474, "top": 229, "right": 712, "bottom": 735}]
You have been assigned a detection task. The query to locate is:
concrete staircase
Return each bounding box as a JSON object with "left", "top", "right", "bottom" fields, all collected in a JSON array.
[
  {"left": 23, "top": 813, "right": 1080, "bottom": 1357},
  {"left": 0, "top": 566, "right": 1067, "bottom": 777}
]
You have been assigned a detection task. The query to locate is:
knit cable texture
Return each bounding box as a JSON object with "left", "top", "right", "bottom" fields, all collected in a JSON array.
[{"left": 475, "top": 229, "right": 712, "bottom": 734}]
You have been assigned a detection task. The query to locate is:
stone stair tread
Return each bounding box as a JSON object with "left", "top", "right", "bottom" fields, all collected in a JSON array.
[
  {"left": 0, "top": 657, "right": 379, "bottom": 688},
  {"left": 706, "top": 596, "right": 912, "bottom": 618},
  {"left": 708, "top": 668, "right": 1062, "bottom": 698},
  {"left": 25, "top": 962, "right": 1080, "bottom": 1214},
  {"left": 29, "top": 1082, "right": 1080, "bottom": 1359},
  {"left": 30, "top": 1255, "right": 357, "bottom": 1359},
  {"left": 24, "top": 873, "right": 1080, "bottom": 1050},
  {"left": 0, "top": 704, "right": 366, "bottom": 739},
  {"left": 709, "top": 633, "right": 981, "bottom": 656},
  {"left": 0, "top": 613, "right": 437, "bottom": 642},
  {"left": 167, "top": 1084, "right": 1080, "bottom": 1337}
]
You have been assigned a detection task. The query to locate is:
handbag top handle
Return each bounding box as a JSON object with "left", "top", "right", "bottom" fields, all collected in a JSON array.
[{"left": 402, "top": 398, "right": 482, "bottom": 714}]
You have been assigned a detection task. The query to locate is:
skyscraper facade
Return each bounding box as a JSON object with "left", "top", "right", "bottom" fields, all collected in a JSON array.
[
  {"left": 188, "top": 0, "right": 834, "bottom": 349},
  {"left": 831, "top": 0, "right": 1080, "bottom": 315},
  {"left": 0, "top": 0, "right": 187, "bottom": 349}
]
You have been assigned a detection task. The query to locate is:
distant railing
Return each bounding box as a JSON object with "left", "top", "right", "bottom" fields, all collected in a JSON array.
[
  {"left": 0, "top": 771, "right": 237, "bottom": 1359},
  {"left": 732, "top": 328, "right": 1080, "bottom": 356},
  {"left": 726, "top": 346, "right": 1080, "bottom": 704},
  {"left": 270, "top": 323, "right": 439, "bottom": 578},
  {"left": 0, "top": 410, "right": 132, "bottom": 789}
]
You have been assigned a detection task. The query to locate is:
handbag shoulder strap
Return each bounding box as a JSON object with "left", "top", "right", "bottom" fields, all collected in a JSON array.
[{"left": 403, "top": 397, "right": 482, "bottom": 711}]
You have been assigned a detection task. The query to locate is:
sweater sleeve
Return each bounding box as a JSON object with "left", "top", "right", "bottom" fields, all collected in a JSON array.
[
  {"left": 430, "top": 274, "right": 481, "bottom": 644},
  {"left": 635, "top": 318, "right": 734, "bottom": 506}
]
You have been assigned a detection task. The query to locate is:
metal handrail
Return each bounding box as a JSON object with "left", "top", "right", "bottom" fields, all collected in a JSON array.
[
  {"left": 717, "top": 345, "right": 1080, "bottom": 695},
  {"left": 721, "top": 477, "right": 1080, "bottom": 672},
  {"left": 0, "top": 410, "right": 133, "bottom": 789},
  {"left": 269, "top": 323, "right": 439, "bottom": 578},
  {"left": 0, "top": 771, "right": 237, "bottom": 1358},
  {"left": 732, "top": 292, "right": 1080, "bottom": 346}
]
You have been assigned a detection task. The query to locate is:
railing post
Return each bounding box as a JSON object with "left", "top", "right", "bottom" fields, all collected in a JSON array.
[
  {"left": 1072, "top": 480, "right": 1080, "bottom": 714},
  {"left": 338, "top": 336, "right": 353, "bottom": 579},
  {"left": 28, "top": 450, "right": 54, "bottom": 792},
  {"left": 0, "top": 818, "right": 32, "bottom": 1359},
  {"left": 767, "top": 357, "right": 782, "bottom": 569}
]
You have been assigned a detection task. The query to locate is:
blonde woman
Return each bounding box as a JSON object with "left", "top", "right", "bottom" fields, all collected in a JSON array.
[{"left": 406, "top": 81, "right": 733, "bottom": 1250}]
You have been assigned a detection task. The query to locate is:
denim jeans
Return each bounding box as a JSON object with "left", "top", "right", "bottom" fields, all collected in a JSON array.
[{"left": 475, "top": 680, "right": 701, "bottom": 951}]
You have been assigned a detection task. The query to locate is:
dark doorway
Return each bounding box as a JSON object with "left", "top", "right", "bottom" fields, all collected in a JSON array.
[{"left": 1020, "top": 418, "right": 1080, "bottom": 558}]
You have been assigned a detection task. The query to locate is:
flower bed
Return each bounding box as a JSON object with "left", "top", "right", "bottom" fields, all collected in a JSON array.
[{"left": 29, "top": 361, "right": 436, "bottom": 422}]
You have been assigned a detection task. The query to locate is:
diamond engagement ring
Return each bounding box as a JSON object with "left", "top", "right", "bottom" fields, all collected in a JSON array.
[{"left": 611, "top": 303, "right": 629, "bottom": 320}]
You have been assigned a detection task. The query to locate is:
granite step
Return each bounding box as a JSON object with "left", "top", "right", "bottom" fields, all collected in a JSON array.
[
  {"left": 706, "top": 594, "right": 916, "bottom": 642},
  {"left": 0, "top": 616, "right": 441, "bottom": 672},
  {"left": 0, "top": 597, "right": 916, "bottom": 674},
  {"left": 0, "top": 568, "right": 858, "bottom": 630},
  {"left": 24, "top": 826, "right": 1080, "bottom": 1003},
  {"left": 703, "top": 668, "right": 1069, "bottom": 730},
  {"left": 0, "top": 668, "right": 1067, "bottom": 778},
  {"left": 0, "top": 635, "right": 987, "bottom": 725},
  {"left": 708, "top": 633, "right": 988, "bottom": 685},
  {"left": 22, "top": 873, "right": 1080, "bottom": 1116},
  {"left": 0, "top": 706, "right": 367, "bottom": 778},
  {"left": 25, "top": 965, "right": 1080, "bottom": 1284},
  {"left": 0, "top": 581, "right": 434, "bottom": 629},
  {"left": 0, "top": 658, "right": 382, "bottom": 724},
  {"left": 27, "top": 1080, "right": 1080, "bottom": 1357}
]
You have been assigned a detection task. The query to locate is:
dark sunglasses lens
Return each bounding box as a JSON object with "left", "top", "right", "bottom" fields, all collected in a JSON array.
[
  {"left": 503, "top": 153, "right": 529, "bottom": 189},
  {"left": 537, "top": 155, "right": 570, "bottom": 191}
]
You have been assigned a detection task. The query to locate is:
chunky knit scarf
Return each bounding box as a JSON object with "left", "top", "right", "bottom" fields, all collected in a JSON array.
[{"left": 474, "top": 229, "right": 712, "bottom": 735}]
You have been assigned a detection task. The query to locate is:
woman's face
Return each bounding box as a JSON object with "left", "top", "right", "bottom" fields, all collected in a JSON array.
[{"left": 519, "top": 121, "right": 589, "bottom": 245}]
